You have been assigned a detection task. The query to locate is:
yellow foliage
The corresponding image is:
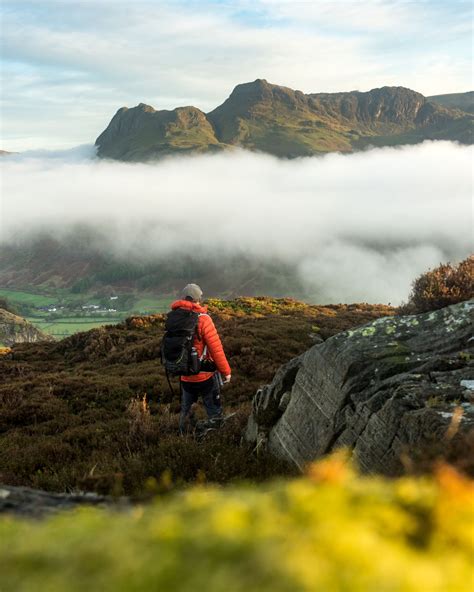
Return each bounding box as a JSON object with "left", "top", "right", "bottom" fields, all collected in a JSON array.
[{"left": 1, "top": 454, "right": 473, "bottom": 591}]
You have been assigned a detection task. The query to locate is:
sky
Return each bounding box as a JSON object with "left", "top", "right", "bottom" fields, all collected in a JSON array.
[
  {"left": 1, "top": 0, "right": 472, "bottom": 151},
  {"left": 2, "top": 141, "right": 472, "bottom": 304}
]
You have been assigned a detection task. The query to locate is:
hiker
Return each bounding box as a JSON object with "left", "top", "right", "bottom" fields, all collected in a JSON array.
[{"left": 162, "top": 283, "right": 231, "bottom": 434}]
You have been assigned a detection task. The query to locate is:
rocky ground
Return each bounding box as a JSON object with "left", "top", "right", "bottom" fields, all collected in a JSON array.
[{"left": 0, "top": 485, "right": 127, "bottom": 518}]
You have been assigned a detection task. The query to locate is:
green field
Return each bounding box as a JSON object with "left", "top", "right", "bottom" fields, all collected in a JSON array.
[
  {"left": 0, "top": 288, "right": 92, "bottom": 308},
  {"left": 1, "top": 288, "right": 173, "bottom": 338},
  {"left": 0, "top": 288, "right": 61, "bottom": 307},
  {"left": 133, "top": 296, "right": 172, "bottom": 314},
  {"left": 0, "top": 288, "right": 171, "bottom": 311},
  {"left": 25, "top": 317, "right": 124, "bottom": 338}
]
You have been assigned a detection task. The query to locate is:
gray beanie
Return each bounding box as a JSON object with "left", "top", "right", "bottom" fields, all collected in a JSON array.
[{"left": 182, "top": 283, "right": 203, "bottom": 302}]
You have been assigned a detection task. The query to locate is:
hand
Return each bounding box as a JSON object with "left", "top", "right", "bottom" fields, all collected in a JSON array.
[{"left": 222, "top": 374, "right": 231, "bottom": 384}]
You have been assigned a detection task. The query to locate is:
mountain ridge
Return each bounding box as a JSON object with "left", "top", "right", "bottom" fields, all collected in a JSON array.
[
  {"left": 96, "top": 80, "right": 473, "bottom": 161},
  {"left": 429, "top": 91, "right": 474, "bottom": 114}
]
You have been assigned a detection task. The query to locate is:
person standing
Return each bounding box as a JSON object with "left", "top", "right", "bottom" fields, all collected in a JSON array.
[{"left": 167, "top": 284, "right": 231, "bottom": 433}]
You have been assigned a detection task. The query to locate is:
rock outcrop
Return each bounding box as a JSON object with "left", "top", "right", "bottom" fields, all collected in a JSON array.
[
  {"left": 0, "top": 308, "right": 52, "bottom": 346},
  {"left": 0, "top": 485, "right": 126, "bottom": 518},
  {"left": 246, "top": 300, "right": 474, "bottom": 475}
]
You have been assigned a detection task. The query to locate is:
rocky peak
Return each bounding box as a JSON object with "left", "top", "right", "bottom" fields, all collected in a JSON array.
[
  {"left": 229, "top": 78, "right": 271, "bottom": 98},
  {"left": 95, "top": 100, "right": 220, "bottom": 160},
  {"left": 137, "top": 103, "right": 156, "bottom": 112},
  {"left": 173, "top": 106, "right": 209, "bottom": 123},
  {"left": 219, "top": 79, "right": 306, "bottom": 111}
]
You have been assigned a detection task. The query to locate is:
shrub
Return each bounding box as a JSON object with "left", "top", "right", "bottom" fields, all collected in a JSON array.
[
  {"left": 126, "top": 394, "right": 153, "bottom": 442},
  {"left": 401, "top": 255, "right": 474, "bottom": 314},
  {"left": 0, "top": 454, "right": 472, "bottom": 592}
]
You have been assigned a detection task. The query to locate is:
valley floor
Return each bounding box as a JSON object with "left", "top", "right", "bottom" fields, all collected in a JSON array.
[{"left": 0, "top": 287, "right": 172, "bottom": 339}]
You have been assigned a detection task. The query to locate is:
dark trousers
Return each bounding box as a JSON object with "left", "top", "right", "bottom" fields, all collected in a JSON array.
[{"left": 179, "top": 374, "right": 222, "bottom": 433}]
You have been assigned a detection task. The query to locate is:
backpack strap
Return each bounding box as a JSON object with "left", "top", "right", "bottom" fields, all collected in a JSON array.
[
  {"left": 197, "top": 313, "right": 208, "bottom": 360},
  {"left": 165, "top": 368, "right": 176, "bottom": 397}
]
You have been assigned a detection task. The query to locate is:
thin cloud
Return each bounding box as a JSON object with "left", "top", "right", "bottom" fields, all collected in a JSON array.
[
  {"left": 1, "top": 0, "right": 472, "bottom": 150},
  {"left": 1, "top": 141, "right": 472, "bottom": 304}
]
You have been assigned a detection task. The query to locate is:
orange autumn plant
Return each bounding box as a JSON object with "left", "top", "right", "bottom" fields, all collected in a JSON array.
[{"left": 1, "top": 453, "right": 472, "bottom": 592}]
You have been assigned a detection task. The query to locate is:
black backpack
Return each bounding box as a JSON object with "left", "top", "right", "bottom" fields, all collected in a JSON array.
[{"left": 160, "top": 309, "right": 201, "bottom": 377}]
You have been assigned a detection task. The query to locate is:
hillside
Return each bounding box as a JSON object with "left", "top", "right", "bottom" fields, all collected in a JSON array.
[
  {"left": 0, "top": 236, "right": 308, "bottom": 297},
  {"left": 0, "top": 298, "right": 394, "bottom": 494},
  {"left": 96, "top": 80, "right": 473, "bottom": 160},
  {"left": 429, "top": 91, "right": 474, "bottom": 114},
  {"left": 0, "top": 308, "right": 51, "bottom": 347},
  {"left": 0, "top": 237, "right": 104, "bottom": 291},
  {"left": 1, "top": 298, "right": 473, "bottom": 592}
]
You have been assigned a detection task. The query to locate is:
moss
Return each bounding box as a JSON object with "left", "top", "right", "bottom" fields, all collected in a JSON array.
[{"left": 387, "top": 341, "right": 411, "bottom": 356}]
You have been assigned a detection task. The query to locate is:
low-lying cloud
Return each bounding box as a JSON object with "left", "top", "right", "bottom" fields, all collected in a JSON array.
[{"left": 1, "top": 141, "right": 472, "bottom": 304}]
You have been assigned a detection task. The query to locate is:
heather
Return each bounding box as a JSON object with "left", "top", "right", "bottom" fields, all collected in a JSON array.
[
  {"left": 0, "top": 298, "right": 393, "bottom": 494},
  {"left": 400, "top": 255, "right": 474, "bottom": 314}
]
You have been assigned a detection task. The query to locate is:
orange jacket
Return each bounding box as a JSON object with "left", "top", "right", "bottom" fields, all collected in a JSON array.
[{"left": 170, "top": 300, "right": 231, "bottom": 383}]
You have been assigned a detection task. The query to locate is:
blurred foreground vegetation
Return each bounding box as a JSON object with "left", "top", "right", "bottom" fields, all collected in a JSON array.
[{"left": 1, "top": 453, "right": 473, "bottom": 592}]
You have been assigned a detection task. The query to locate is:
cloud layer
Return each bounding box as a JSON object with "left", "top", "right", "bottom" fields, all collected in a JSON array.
[{"left": 1, "top": 141, "right": 472, "bottom": 304}]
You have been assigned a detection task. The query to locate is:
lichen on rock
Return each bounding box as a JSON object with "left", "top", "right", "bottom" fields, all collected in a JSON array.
[{"left": 246, "top": 300, "right": 474, "bottom": 475}]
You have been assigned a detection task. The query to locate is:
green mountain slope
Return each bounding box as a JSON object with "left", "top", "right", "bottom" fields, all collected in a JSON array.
[
  {"left": 0, "top": 236, "right": 308, "bottom": 298},
  {"left": 429, "top": 91, "right": 474, "bottom": 114},
  {"left": 95, "top": 104, "right": 224, "bottom": 161},
  {"left": 96, "top": 80, "right": 473, "bottom": 161}
]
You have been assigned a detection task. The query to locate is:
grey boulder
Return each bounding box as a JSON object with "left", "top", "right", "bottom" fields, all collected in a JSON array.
[{"left": 246, "top": 300, "right": 474, "bottom": 475}]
